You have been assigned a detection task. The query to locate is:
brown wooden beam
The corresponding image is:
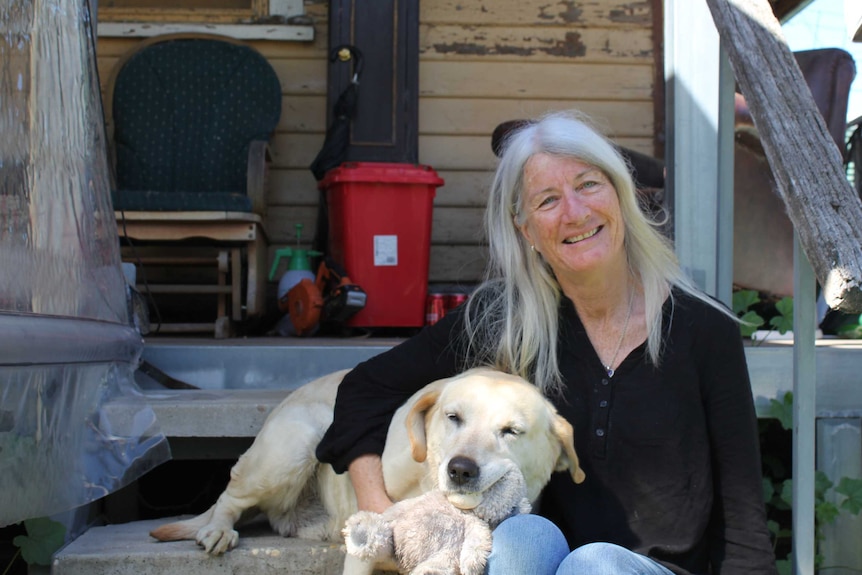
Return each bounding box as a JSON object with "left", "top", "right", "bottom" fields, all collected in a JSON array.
[{"left": 706, "top": 0, "right": 862, "bottom": 313}]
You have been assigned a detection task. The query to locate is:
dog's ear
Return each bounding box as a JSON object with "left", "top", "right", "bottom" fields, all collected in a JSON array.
[
  {"left": 406, "top": 390, "right": 439, "bottom": 463},
  {"left": 551, "top": 414, "right": 586, "bottom": 484}
]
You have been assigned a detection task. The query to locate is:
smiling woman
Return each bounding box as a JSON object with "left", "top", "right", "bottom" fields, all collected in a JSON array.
[{"left": 313, "top": 109, "right": 778, "bottom": 575}]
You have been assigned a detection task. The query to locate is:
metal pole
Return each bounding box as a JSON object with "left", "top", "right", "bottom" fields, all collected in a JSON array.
[{"left": 792, "top": 231, "right": 816, "bottom": 575}]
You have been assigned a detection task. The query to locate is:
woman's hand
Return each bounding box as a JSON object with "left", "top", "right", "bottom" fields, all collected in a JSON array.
[{"left": 348, "top": 454, "right": 393, "bottom": 513}]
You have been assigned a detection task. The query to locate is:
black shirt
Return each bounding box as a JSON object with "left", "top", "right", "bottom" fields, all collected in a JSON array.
[{"left": 316, "top": 290, "right": 777, "bottom": 575}]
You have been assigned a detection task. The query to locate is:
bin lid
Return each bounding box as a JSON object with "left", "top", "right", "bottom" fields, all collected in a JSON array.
[{"left": 319, "top": 162, "right": 445, "bottom": 188}]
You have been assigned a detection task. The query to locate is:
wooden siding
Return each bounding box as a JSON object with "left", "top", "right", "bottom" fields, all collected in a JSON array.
[{"left": 98, "top": 0, "right": 660, "bottom": 294}]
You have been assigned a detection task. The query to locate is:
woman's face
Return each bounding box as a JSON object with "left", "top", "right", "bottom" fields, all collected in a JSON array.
[{"left": 517, "top": 153, "right": 626, "bottom": 280}]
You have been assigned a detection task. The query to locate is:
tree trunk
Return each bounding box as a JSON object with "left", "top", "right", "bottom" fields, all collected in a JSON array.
[{"left": 706, "top": 0, "right": 862, "bottom": 313}]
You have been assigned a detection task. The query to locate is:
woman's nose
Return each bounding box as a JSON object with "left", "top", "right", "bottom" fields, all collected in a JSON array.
[{"left": 561, "top": 190, "right": 591, "bottom": 223}]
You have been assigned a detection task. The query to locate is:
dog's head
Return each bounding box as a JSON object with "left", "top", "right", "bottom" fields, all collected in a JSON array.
[{"left": 405, "top": 368, "right": 585, "bottom": 509}]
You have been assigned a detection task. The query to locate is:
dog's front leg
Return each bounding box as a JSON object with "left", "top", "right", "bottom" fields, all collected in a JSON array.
[
  {"left": 194, "top": 489, "right": 250, "bottom": 554},
  {"left": 341, "top": 553, "right": 378, "bottom": 575}
]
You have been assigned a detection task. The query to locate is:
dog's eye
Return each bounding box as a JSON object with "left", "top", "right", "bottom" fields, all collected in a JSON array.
[
  {"left": 446, "top": 413, "right": 462, "bottom": 425},
  {"left": 500, "top": 426, "right": 521, "bottom": 437}
]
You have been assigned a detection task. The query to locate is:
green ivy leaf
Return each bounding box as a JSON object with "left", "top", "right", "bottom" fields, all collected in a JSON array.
[
  {"left": 769, "top": 313, "right": 794, "bottom": 335},
  {"left": 12, "top": 517, "right": 66, "bottom": 566},
  {"left": 776, "top": 558, "right": 792, "bottom": 575},
  {"left": 815, "top": 470, "right": 834, "bottom": 500},
  {"left": 774, "top": 297, "right": 793, "bottom": 318},
  {"left": 767, "top": 518, "right": 781, "bottom": 538},
  {"left": 740, "top": 310, "right": 765, "bottom": 337},
  {"left": 767, "top": 392, "right": 794, "bottom": 431},
  {"left": 815, "top": 500, "right": 840, "bottom": 526},
  {"left": 733, "top": 289, "right": 760, "bottom": 315},
  {"left": 763, "top": 478, "right": 776, "bottom": 503},
  {"left": 778, "top": 479, "right": 794, "bottom": 509},
  {"left": 836, "top": 477, "right": 862, "bottom": 515}
]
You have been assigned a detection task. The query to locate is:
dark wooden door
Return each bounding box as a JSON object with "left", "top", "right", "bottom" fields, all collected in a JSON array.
[{"left": 326, "top": 0, "right": 419, "bottom": 164}]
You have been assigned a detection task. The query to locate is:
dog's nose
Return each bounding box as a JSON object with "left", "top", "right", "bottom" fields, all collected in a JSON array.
[{"left": 447, "top": 456, "right": 479, "bottom": 486}]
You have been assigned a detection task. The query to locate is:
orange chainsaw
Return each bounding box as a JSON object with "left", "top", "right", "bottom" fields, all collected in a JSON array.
[{"left": 285, "top": 258, "right": 366, "bottom": 336}]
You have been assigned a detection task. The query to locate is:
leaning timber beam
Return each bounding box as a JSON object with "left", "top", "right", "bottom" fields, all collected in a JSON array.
[{"left": 706, "top": 0, "right": 862, "bottom": 313}]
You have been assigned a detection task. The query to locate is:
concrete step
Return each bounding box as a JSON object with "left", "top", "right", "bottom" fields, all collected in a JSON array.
[{"left": 52, "top": 518, "right": 349, "bottom": 575}]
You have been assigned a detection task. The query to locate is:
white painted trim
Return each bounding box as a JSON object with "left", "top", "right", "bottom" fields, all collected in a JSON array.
[
  {"left": 664, "top": 0, "right": 724, "bottom": 298},
  {"left": 98, "top": 21, "right": 314, "bottom": 41}
]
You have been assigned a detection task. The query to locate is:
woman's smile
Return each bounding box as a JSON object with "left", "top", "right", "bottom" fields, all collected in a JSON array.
[{"left": 563, "top": 226, "right": 601, "bottom": 244}]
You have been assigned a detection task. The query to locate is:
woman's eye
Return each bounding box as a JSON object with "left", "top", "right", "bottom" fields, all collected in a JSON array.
[{"left": 536, "top": 195, "right": 558, "bottom": 208}]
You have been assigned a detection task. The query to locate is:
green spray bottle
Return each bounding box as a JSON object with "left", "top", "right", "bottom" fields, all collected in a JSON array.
[{"left": 269, "top": 224, "right": 322, "bottom": 314}]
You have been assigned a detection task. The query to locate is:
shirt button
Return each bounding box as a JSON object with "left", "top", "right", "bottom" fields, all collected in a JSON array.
[
  {"left": 599, "top": 400, "right": 608, "bottom": 408},
  {"left": 595, "top": 429, "right": 605, "bottom": 437},
  {"left": 601, "top": 379, "right": 609, "bottom": 386}
]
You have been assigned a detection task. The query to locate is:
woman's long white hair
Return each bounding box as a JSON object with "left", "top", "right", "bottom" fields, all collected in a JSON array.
[{"left": 462, "top": 109, "right": 730, "bottom": 394}]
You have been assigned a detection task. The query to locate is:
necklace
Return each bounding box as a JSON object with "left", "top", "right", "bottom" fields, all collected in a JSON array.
[{"left": 603, "top": 287, "right": 635, "bottom": 378}]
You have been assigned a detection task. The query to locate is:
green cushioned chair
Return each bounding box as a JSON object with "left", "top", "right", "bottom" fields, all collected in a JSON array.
[{"left": 109, "top": 34, "right": 281, "bottom": 336}]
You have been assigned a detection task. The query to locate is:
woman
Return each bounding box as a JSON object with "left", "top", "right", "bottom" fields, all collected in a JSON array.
[{"left": 316, "top": 110, "right": 777, "bottom": 575}]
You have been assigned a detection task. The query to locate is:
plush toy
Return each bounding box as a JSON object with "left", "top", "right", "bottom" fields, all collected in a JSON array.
[{"left": 343, "top": 462, "right": 531, "bottom": 575}]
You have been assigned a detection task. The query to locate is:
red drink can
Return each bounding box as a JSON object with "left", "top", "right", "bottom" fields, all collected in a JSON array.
[
  {"left": 446, "top": 293, "right": 468, "bottom": 312},
  {"left": 426, "top": 293, "right": 446, "bottom": 325}
]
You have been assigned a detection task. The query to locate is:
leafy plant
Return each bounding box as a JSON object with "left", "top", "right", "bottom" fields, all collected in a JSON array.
[
  {"left": 733, "top": 289, "right": 764, "bottom": 337},
  {"left": 761, "top": 392, "right": 862, "bottom": 574},
  {"left": 2, "top": 517, "right": 65, "bottom": 575},
  {"left": 732, "top": 289, "right": 793, "bottom": 339}
]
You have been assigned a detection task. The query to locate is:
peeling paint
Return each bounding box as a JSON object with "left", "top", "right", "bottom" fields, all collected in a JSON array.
[
  {"left": 609, "top": 3, "right": 651, "bottom": 24},
  {"left": 537, "top": 1, "right": 583, "bottom": 24},
  {"left": 494, "top": 44, "right": 535, "bottom": 57},
  {"left": 433, "top": 42, "right": 489, "bottom": 55},
  {"left": 539, "top": 31, "right": 586, "bottom": 57},
  {"left": 602, "top": 39, "right": 612, "bottom": 54},
  {"left": 556, "top": 1, "right": 583, "bottom": 23},
  {"left": 537, "top": 4, "right": 556, "bottom": 21},
  {"left": 431, "top": 36, "right": 585, "bottom": 58}
]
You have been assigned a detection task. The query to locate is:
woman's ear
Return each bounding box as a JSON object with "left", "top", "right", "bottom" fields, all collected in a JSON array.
[{"left": 514, "top": 216, "right": 535, "bottom": 253}]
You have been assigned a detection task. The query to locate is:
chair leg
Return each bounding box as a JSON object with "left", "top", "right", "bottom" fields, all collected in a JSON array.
[
  {"left": 216, "top": 250, "right": 231, "bottom": 338},
  {"left": 245, "top": 232, "right": 267, "bottom": 318},
  {"left": 214, "top": 316, "right": 232, "bottom": 339},
  {"left": 231, "top": 247, "right": 242, "bottom": 321}
]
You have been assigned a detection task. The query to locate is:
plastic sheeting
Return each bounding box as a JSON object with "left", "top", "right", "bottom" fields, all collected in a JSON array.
[{"left": 0, "top": 0, "right": 170, "bottom": 526}]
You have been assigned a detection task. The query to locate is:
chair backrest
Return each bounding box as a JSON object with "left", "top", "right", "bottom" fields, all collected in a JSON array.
[
  {"left": 111, "top": 35, "right": 281, "bottom": 211},
  {"left": 847, "top": 116, "right": 862, "bottom": 199},
  {"left": 793, "top": 48, "right": 856, "bottom": 151},
  {"left": 732, "top": 47, "right": 856, "bottom": 297}
]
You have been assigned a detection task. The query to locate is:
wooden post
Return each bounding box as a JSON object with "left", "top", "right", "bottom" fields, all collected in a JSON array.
[{"left": 705, "top": 0, "right": 862, "bottom": 313}]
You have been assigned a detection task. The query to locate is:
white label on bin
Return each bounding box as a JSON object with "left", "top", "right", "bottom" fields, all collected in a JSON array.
[{"left": 374, "top": 235, "right": 398, "bottom": 266}]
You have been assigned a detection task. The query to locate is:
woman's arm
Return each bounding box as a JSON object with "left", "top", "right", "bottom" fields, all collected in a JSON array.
[
  {"left": 348, "top": 454, "right": 393, "bottom": 512},
  {"left": 315, "top": 307, "right": 467, "bottom": 474},
  {"left": 698, "top": 310, "right": 777, "bottom": 574}
]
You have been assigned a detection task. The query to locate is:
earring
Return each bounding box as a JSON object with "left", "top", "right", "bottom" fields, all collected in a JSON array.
[{"left": 530, "top": 245, "right": 535, "bottom": 252}]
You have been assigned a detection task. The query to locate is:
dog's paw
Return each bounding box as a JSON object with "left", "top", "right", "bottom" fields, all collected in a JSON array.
[
  {"left": 411, "top": 564, "right": 457, "bottom": 575},
  {"left": 458, "top": 551, "right": 489, "bottom": 575},
  {"left": 195, "top": 525, "right": 239, "bottom": 555}
]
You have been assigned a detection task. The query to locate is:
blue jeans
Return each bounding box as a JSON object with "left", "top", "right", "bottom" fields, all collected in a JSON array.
[{"left": 485, "top": 515, "right": 675, "bottom": 575}]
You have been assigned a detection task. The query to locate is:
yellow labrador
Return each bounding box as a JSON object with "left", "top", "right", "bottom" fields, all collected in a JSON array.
[{"left": 150, "top": 367, "right": 585, "bottom": 574}]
